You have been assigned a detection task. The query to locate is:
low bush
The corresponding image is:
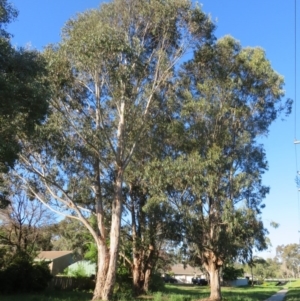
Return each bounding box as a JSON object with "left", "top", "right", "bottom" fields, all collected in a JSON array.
[
  {"left": 0, "top": 253, "right": 52, "bottom": 294},
  {"left": 149, "top": 273, "right": 165, "bottom": 292}
]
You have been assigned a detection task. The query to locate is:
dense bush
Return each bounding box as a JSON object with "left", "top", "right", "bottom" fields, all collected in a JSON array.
[
  {"left": 149, "top": 273, "right": 165, "bottom": 292},
  {"left": 222, "top": 265, "right": 244, "bottom": 281},
  {"left": 0, "top": 253, "right": 52, "bottom": 294},
  {"left": 114, "top": 265, "right": 132, "bottom": 295}
]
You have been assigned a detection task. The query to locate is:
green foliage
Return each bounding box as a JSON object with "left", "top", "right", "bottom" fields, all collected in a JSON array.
[
  {"left": 0, "top": 0, "right": 50, "bottom": 209},
  {"left": 52, "top": 218, "right": 93, "bottom": 259},
  {"left": 63, "top": 263, "right": 88, "bottom": 278},
  {"left": 0, "top": 0, "right": 17, "bottom": 38},
  {"left": 114, "top": 264, "right": 132, "bottom": 295},
  {"left": 149, "top": 273, "right": 165, "bottom": 292},
  {"left": 84, "top": 242, "right": 97, "bottom": 264},
  {"left": 276, "top": 244, "right": 300, "bottom": 278},
  {"left": 0, "top": 252, "right": 52, "bottom": 294},
  {"left": 223, "top": 265, "right": 244, "bottom": 281},
  {"left": 0, "top": 42, "right": 50, "bottom": 173}
]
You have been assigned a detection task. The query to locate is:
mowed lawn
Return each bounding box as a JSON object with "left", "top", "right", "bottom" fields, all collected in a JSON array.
[
  {"left": 284, "top": 280, "right": 300, "bottom": 301},
  {"left": 162, "top": 283, "right": 284, "bottom": 301},
  {"left": 0, "top": 282, "right": 291, "bottom": 301}
]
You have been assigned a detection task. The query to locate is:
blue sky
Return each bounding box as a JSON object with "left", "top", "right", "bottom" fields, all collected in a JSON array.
[{"left": 7, "top": 0, "right": 299, "bottom": 258}]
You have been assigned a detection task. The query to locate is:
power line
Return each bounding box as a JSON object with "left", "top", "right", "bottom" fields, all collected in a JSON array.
[
  {"left": 294, "top": 0, "right": 300, "bottom": 241},
  {"left": 295, "top": 0, "right": 298, "bottom": 141}
]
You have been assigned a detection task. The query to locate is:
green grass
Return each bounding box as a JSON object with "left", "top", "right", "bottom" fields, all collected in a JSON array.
[
  {"left": 162, "top": 283, "right": 285, "bottom": 301},
  {"left": 221, "top": 285, "right": 284, "bottom": 301},
  {"left": 284, "top": 280, "right": 300, "bottom": 301},
  {"left": 0, "top": 282, "right": 289, "bottom": 301}
]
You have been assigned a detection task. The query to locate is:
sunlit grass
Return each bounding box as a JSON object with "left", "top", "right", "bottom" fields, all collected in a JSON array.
[{"left": 283, "top": 279, "right": 300, "bottom": 301}]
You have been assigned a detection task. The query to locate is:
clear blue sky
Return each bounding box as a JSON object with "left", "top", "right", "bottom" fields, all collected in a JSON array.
[{"left": 7, "top": 0, "right": 299, "bottom": 258}]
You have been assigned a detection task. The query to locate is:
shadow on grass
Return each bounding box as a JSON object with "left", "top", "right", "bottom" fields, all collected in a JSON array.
[{"left": 0, "top": 290, "right": 93, "bottom": 301}]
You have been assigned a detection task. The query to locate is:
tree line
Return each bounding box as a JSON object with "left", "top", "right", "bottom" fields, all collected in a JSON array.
[{"left": 0, "top": 0, "right": 291, "bottom": 300}]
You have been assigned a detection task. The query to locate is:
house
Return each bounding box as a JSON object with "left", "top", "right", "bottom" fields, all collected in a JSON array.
[
  {"left": 35, "top": 251, "right": 76, "bottom": 276},
  {"left": 169, "top": 264, "right": 206, "bottom": 283}
]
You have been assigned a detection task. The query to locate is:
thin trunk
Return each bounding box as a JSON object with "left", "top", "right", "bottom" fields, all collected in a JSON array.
[
  {"left": 101, "top": 168, "right": 123, "bottom": 300},
  {"left": 143, "top": 247, "right": 155, "bottom": 292},
  {"left": 131, "top": 184, "right": 142, "bottom": 295},
  {"left": 143, "top": 268, "right": 151, "bottom": 292},
  {"left": 133, "top": 255, "right": 143, "bottom": 295}
]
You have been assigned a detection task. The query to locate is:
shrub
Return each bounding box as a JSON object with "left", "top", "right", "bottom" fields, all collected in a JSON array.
[
  {"left": 0, "top": 253, "right": 52, "bottom": 294},
  {"left": 149, "top": 273, "right": 165, "bottom": 292},
  {"left": 63, "top": 263, "right": 88, "bottom": 278}
]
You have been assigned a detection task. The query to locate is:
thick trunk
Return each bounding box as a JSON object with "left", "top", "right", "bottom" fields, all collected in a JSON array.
[
  {"left": 208, "top": 263, "right": 221, "bottom": 301},
  {"left": 93, "top": 242, "right": 109, "bottom": 301},
  {"left": 203, "top": 252, "right": 222, "bottom": 301},
  {"left": 101, "top": 169, "right": 123, "bottom": 300}
]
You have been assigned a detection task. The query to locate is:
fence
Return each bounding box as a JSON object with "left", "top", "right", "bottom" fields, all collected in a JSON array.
[{"left": 48, "top": 276, "right": 95, "bottom": 291}]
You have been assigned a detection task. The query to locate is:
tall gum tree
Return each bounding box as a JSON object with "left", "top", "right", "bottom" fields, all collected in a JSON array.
[
  {"left": 122, "top": 91, "right": 183, "bottom": 295},
  {"left": 13, "top": 1, "right": 214, "bottom": 300},
  {"left": 146, "top": 36, "right": 291, "bottom": 301},
  {"left": 178, "top": 36, "right": 291, "bottom": 301}
]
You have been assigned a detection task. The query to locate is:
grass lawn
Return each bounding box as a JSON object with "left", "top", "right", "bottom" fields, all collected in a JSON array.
[
  {"left": 0, "top": 282, "right": 289, "bottom": 301},
  {"left": 162, "top": 283, "right": 285, "bottom": 301},
  {"left": 284, "top": 280, "right": 300, "bottom": 301}
]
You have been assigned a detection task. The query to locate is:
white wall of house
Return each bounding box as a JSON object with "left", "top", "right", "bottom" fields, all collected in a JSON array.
[{"left": 174, "top": 275, "right": 194, "bottom": 283}]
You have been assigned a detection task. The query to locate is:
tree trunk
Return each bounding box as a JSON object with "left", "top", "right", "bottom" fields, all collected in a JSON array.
[
  {"left": 208, "top": 261, "right": 222, "bottom": 301},
  {"left": 143, "top": 268, "right": 151, "bottom": 292},
  {"left": 143, "top": 247, "right": 155, "bottom": 292},
  {"left": 93, "top": 242, "right": 109, "bottom": 301},
  {"left": 203, "top": 252, "right": 222, "bottom": 301},
  {"left": 133, "top": 254, "right": 143, "bottom": 296},
  {"left": 101, "top": 168, "right": 123, "bottom": 300}
]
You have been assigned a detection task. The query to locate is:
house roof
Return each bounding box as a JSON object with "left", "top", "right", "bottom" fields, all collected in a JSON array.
[
  {"left": 36, "top": 251, "right": 73, "bottom": 261},
  {"left": 170, "top": 264, "right": 203, "bottom": 275}
]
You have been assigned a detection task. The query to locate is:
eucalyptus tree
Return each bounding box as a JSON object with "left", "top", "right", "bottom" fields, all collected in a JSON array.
[
  {"left": 147, "top": 36, "right": 291, "bottom": 300},
  {"left": 122, "top": 92, "right": 185, "bottom": 294},
  {"left": 180, "top": 36, "right": 291, "bottom": 300},
  {"left": 13, "top": 1, "right": 214, "bottom": 300},
  {"left": 123, "top": 170, "right": 181, "bottom": 294},
  {"left": 276, "top": 244, "right": 300, "bottom": 278}
]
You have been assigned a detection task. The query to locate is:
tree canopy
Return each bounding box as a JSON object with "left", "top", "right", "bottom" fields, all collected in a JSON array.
[{"left": 0, "top": 0, "right": 50, "bottom": 208}]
